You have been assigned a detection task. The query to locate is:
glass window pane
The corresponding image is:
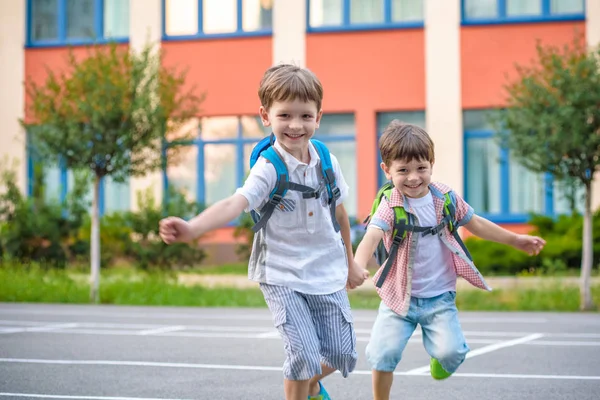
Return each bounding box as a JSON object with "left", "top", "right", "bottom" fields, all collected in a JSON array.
[
  {"left": 204, "top": 144, "right": 237, "bottom": 205},
  {"left": 554, "top": 180, "right": 585, "bottom": 215},
  {"left": 508, "top": 159, "right": 544, "bottom": 214},
  {"left": 350, "top": 0, "right": 384, "bottom": 24},
  {"left": 325, "top": 142, "right": 357, "bottom": 217},
  {"left": 241, "top": 116, "right": 270, "bottom": 139},
  {"left": 466, "top": 138, "right": 501, "bottom": 214},
  {"left": 309, "top": 0, "right": 343, "bottom": 27},
  {"left": 200, "top": 116, "right": 239, "bottom": 140},
  {"left": 551, "top": 0, "right": 584, "bottom": 14},
  {"left": 507, "top": 0, "right": 541, "bottom": 16},
  {"left": 31, "top": 0, "right": 58, "bottom": 41},
  {"left": 167, "top": 118, "right": 199, "bottom": 142},
  {"left": 243, "top": 0, "right": 273, "bottom": 31},
  {"left": 104, "top": 176, "right": 130, "bottom": 213},
  {"left": 167, "top": 145, "right": 198, "bottom": 203},
  {"left": 203, "top": 0, "right": 237, "bottom": 34},
  {"left": 317, "top": 114, "right": 355, "bottom": 136},
  {"left": 43, "top": 163, "right": 62, "bottom": 202},
  {"left": 463, "top": 110, "right": 497, "bottom": 131},
  {"left": 377, "top": 111, "right": 426, "bottom": 133},
  {"left": 66, "top": 0, "right": 96, "bottom": 39},
  {"left": 165, "top": 0, "right": 198, "bottom": 36},
  {"left": 392, "top": 0, "right": 423, "bottom": 22},
  {"left": 67, "top": 170, "right": 93, "bottom": 211},
  {"left": 104, "top": 0, "right": 129, "bottom": 37},
  {"left": 464, "top": 0, "right": 497, "bottom": 18}
]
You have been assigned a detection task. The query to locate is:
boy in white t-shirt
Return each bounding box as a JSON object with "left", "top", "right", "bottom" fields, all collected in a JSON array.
[
  {"left": 159, "top": 64, "right": 369, "bottom": 400},
  {"left": 354, "top": 120, "right": 546, "bottom": 400}
]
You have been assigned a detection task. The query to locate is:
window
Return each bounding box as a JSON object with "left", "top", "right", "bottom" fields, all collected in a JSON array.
[
  {"left": 462, "top": 0, "right": 585, "bottom": 24},
  {"left": 164, "top": 114, "right": 358, "bottom": 219},
  {"left": 463, "top": 110, "right": 583, "bottom": 223},
  {"left": 308, "top": 0, "right": 424, "bottom": 31},
  {"left": 26, "top": 151, "right": 130, "bottom": 217},
  {"left": 163, "top": 0, "right": 273, "bottom": 39},
  {"left": 376, "top": 111, "right": 426, "bottom": 185},
  {"left": 27, "top": 0, "right": 130, "bottom": 47}
]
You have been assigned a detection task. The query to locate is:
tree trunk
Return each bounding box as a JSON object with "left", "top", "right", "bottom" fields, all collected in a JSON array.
[
  {"left": 90, "top": 175, "right": 101, "bottom": 304},
  {"left": 580, "top": 182, "right": 594, "bottom": 311}
]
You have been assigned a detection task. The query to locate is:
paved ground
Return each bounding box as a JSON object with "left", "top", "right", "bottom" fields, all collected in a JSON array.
[{"left": 0, "top": 303, "right": 599, "bottom": 399}]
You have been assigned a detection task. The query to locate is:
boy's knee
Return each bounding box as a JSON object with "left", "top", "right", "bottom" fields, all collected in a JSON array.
[
  {"left": 433, "top": 345, "right": 469, "bottom": 373},
  {"left": 366, "top": 340, "right": 402, "bottom": 372}
]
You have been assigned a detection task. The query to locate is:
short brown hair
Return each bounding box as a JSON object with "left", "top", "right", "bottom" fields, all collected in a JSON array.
[
  {"left": 258, "top": 64, "right": 323, "bottom": 111},
  {"left": 379, "top": 120, "right": 435, "bottom": 166}
]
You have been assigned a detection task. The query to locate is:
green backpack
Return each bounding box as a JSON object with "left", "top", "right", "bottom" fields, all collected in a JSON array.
[{"left": 364, "top": 182, "right": 473, "bottom": 288}]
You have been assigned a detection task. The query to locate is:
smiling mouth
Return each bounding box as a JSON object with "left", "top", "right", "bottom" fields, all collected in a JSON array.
[
  {"left": 285, "top": 133, "right": 304, "bottom": 139},
  {"left": 405, "top": 183, "right": 421, "bottom": 189}
]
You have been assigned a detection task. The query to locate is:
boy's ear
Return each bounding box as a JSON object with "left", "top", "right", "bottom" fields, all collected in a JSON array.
[
  {"left": 315, "top": 109, "right": 323, "bottom": 128},
  {"left": 380, "top": 162, "right": 391, "bottom": 180},
  {"left": 259, "top": 106, "right": 271, "bottom": 127}
]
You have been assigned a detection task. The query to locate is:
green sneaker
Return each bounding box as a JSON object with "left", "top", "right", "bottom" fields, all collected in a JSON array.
[{"left": 430, "top": 358, "right": 452, "bottom": 380}]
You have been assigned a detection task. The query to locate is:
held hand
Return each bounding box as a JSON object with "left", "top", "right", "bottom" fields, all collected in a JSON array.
[
  {"left": 347, "top": 261, "right": 370, "bottom": 290},
  {"left": 513, "top": 234, "right": 546, "bottom": 256},
  {"left": 159, "top": 217, "right": 195, "bottom": 244}
]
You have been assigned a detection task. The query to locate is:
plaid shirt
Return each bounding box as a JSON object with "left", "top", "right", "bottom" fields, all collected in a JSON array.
[{"left": 369, "top": 182, "right": 491, "bottom": 316}]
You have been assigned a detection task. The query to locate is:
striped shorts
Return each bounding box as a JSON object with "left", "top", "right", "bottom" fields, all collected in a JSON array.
[{"left": 260, "top": 283, "right": 358, "bottom": 380}]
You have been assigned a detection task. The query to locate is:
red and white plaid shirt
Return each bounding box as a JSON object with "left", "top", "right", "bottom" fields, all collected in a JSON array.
[{"left": 369, "top": 182, "right": 491, "bottom": 316}]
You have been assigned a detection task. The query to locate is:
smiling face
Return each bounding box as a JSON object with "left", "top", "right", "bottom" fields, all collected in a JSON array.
[
  {"left": 259, "top": 99, "right": 322, "bottom": 162},
  {"left": 382, "top": 158, "right": 433, "bottom": 198}
]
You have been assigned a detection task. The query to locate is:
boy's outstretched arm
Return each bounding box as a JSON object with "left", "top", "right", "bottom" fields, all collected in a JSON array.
[
  {"left": 336, "top": 204, "right": 369, "bottom": 289},
  {"left": 354, "top": 227, "right": 384, "bottom": 270},
  {"left": 464, "top": 214, "right": 546, "bottom": 256},
  {"left": 159, "top": 194, "right": 249, "bottom": 244}
]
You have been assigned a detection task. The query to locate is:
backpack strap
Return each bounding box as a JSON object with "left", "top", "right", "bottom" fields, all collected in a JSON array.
[
  {"left": 250, "top": 144, "right": 322, "bottom": 233},
  {"left": 311, "top": 139, "right": 341, "bottom": 232},
  {"left": 443, "top": 191, "right": 473, "bottom": 261}
]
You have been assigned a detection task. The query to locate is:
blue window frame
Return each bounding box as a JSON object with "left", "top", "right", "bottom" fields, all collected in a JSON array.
[
  {"left": 376, "top": 111, "right": 426, "bottom": 186},
  {"left": 26, "top": 0, "right": 130, "bottom": 47},
  {"left": 163, "top": 114, "right": 358, "bottom": 218},
  {"left": 307, "top": 0, "right": 424, "bottom": 33},
  {"left": 26, "top": 144, "right": 130, "bottom": 216},
  {"left": 162, "top": 0, "right": 273, "bottom": 40},
  {"left": 461, "top": 0, "right": 585, "bottom": 25},
  {"left": 463, "top": 110, "right": 582, "bottom": 223}
]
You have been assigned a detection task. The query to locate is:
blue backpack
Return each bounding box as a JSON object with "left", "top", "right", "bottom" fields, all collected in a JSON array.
[{"left": 248, "top": 133, "right": 341, "bottom": 233}]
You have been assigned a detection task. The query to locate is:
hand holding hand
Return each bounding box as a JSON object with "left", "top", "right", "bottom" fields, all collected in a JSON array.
[{"left": 347, "top": 261, "right": 370, "bottom": 290}]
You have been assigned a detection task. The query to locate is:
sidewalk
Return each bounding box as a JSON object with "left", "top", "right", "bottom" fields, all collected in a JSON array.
[{"left": 178, "top": 273, "right": 600, "bottom": 291}]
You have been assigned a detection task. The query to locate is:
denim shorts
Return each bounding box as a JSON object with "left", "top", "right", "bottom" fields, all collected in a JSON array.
[{"left": 366, "top": 291, "right": 469, "bottom": 373}]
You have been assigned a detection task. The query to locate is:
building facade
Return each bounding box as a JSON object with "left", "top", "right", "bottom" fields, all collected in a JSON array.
[{"left": 1, "top": 0, "right": 599, "bottom": 262}]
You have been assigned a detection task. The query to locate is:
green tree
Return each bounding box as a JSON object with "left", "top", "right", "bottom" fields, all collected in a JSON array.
[
  {"left": 495, "top": 35, "right": 600, "bottom": 311},
  {"left": 22, "top": 42, "right": 203, "bottom": 303}
]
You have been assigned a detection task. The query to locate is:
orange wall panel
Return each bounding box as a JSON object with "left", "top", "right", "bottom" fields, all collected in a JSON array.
[
  {"left": 24, "top": 45, "right": 129, "bottom": 121},
  {"left": 161, "top": 38, "right": 272, "bottom": 117},
  {"left": 461, "top": 22, "right": 585, "bottom": 108},
  {"left": 306, "top": 30, "right": 425, "bottom": 112}
]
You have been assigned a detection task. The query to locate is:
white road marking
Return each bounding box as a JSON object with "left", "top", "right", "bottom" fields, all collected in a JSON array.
[
  {"left": 404, "top": 333, "right": 545, "bottom": 375},
  {"left": 0, "top": 323, "right": 79, "bottom": 335},
  {"left": 137, "top": 326, "right": 185, "bottom": 336},
  {"left": 1, "top": 358, "right": 598, "bottom": 381},
  {"left": 0, "top": 393, "right": 194, "bottom": 400}
]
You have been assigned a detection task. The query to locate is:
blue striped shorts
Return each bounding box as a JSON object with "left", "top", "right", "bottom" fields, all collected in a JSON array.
[{"left": 260, "top": 283, "right": 358, "bottom": 380}]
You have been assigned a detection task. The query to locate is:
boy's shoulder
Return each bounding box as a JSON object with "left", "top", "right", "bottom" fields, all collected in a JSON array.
[{"left": 429, "top": 181, "right": 454, "bottom": 195}]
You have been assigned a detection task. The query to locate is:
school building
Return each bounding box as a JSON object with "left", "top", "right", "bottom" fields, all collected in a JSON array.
[{"left": 1, "top": 0, "right": 599, "bottom": 263}]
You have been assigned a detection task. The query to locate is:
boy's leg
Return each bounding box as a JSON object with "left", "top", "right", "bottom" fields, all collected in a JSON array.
[
  {"left": 305, "top": 289, "right": 357, "bottom": 397},
  {"left": 419, "top": 291, "right": 469, "bottom": 378},
  {"left": 365, "top": 301, "right": 417, "bottom": 400},
  {"left": 260, "top": 284, "right": 323, "bottom": 400}
]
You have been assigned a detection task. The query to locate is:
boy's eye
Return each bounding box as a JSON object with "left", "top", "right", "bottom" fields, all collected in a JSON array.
[
  {"left": 398, "top": 169, "right": 407, "bottom": 173},
  {"left": 278, "top": 114, "right": 289, "bottom": 118},
  {"left": 303, "top": 115, "right": 313, "bottom": 119}
]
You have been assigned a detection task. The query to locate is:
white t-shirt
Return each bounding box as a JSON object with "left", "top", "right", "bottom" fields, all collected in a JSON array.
[
  {"left": 405, "top": 191, "right": 457, "bottom": 298},
  {"left": 235, "top": 140, "right": 350, "bottom": 295}
]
